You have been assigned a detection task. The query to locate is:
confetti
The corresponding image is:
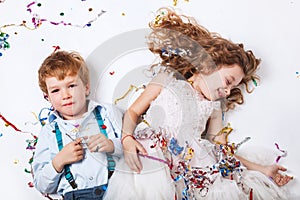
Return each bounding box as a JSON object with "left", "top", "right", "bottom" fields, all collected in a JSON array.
[
  {"left": 109, "top": 71, "right": 115, "bottom": 75},
  {"left": 28, "top": 182, "right": 34, "bottom": 187},
  {"left": 0, "top": 113, "right": 22, "bottom": 132},
  {"left": 0, "top": 32, "right": 10, "bottom": 56},
  {"left": 172, "top": 0, "right": 189, "bottom": 6},
  {"left": 133, "top": 124, "right": 253, "bottom": 199},
  {"left": 0, "top": 1, "right": 107, "bottom": 57},
  {"left": 52, "top": 45, "right": 61, "bottom": 53},
  {"left": 26, "top": 1, "right": 106, "bottom": 28},
  {"left": 275, "top": 143, "right": 287, "bottom": 163}
]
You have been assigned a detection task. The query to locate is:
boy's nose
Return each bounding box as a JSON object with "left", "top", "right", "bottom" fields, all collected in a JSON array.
[{"left": 62, "top": 89, "right": 71, "bottom": 99}]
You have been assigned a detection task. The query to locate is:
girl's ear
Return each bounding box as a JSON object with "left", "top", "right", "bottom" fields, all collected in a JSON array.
[{"left": 43, "top": 93, "right": 49, "bottom": 101}]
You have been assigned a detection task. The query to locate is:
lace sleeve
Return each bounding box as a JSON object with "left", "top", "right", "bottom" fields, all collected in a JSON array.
[{"left": 150, "top": 71, "right": 173, "bottom": 87}]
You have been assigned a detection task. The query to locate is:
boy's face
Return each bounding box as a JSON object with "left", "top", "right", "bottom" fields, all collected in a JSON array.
[{"left": 45, "top": 75, "right": 90, "bottom": 120}]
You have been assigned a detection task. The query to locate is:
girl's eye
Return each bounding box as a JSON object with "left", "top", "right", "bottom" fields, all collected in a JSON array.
[
  {"left": 226, "top": 79, "right": 231, "bottom": 85},
  {"left": 51, "top": 89, "right": 59, "bottom": 93}
]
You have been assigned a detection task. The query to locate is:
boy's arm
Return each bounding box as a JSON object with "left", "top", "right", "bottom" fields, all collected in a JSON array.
[
  {"left": 105, "top": 104, "right": 124, "bottom": 157},
  {"left": 32, "top": 125, "right": 63, "bottom": 194}
]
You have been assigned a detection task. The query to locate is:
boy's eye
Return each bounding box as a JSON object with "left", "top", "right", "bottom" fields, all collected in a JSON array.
[
  {"left": 51, "top": 89, "right": 59, "bottom": 93},
  {"left": 69, "top": 84, "right": 77, "bottom": 88}
]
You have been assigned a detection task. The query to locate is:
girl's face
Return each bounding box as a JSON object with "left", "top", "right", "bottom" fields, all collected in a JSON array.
[
  {"left": 45, "top": 75, "right": 90, "bottom": 120},
  {"left": 192, "top": 64, "right": 244, "bottom": 101}
]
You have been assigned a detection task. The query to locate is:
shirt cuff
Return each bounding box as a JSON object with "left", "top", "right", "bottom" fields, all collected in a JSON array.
[{"left": 110, "top": 137, "right": 123, "bottom": 157}]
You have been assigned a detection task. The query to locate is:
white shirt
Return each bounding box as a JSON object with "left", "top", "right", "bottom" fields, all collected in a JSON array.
[{"left": 32, "top": 100, "right": 123, "bottom": 195}]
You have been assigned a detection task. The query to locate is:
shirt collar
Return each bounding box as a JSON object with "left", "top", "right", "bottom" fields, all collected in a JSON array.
[{"left": 48, "top": 99, "right": 104, "bottom": 123}]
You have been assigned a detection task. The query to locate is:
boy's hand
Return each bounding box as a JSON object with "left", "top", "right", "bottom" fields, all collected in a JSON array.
[
  {"left": 86, "top": 134, "right": 114, "bottom": 153},
  {"left": 52, "top": 138, "right": 84, "bottom": 173}
]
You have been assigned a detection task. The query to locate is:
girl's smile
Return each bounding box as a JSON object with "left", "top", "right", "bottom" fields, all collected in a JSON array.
[{"left": 189, "top": 64, "right": 244, "bottom": 101}]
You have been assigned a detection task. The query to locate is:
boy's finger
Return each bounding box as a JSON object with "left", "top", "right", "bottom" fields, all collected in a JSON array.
[{"left": 75, "top": 138, "right": 82, "bottom": 143}]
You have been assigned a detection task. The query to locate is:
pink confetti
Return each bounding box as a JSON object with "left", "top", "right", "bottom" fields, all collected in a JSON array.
[{"left": 275, "top": 143, "right": 287, "bottom": 163}]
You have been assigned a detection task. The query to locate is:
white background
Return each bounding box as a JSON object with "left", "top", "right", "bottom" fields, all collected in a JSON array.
[{"left": 0, "top": 0, "right": 299, "bottom": 199}]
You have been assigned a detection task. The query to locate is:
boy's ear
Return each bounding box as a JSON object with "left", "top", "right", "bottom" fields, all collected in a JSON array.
[
  {"left": 85, "top": 84, "right": 90, "bottom": 96},
  {"left": 43, "top": 93, "right": 49, "bottom": 101}
]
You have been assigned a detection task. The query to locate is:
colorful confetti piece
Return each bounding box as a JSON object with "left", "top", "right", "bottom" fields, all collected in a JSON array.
[
  {"left": 0, "top": 32, "right": 10, "bottom": 57},
  {"left": 26, "top": 1, "right": 106, "bottom": 28},
  {"left": 0, "top": 1, "right": 107, "bottom": 57},
  {"left": 275, "top": 143, "right": 287, "bottom": 163}
]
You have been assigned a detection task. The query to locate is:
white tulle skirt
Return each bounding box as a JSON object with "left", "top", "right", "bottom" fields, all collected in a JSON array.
[
  {"left": 104, "top": 139, "right": 175, "bottom": 200},
  {"left": 104, "top": 138, "right": 291, "bottom": 200}
]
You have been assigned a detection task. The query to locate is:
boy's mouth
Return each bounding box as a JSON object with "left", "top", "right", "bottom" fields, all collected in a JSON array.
[{"left": 63, "top": 102, "right": 74, "bottom": 106}]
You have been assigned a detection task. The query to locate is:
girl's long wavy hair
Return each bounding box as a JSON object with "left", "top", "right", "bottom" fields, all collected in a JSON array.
[{"left": 147, "top": 7, "right": 260, "bottom": 110}]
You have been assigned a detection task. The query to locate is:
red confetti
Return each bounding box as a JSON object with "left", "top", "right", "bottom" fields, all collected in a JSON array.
[
  {"left": 109, "top": 71, "right": 115, "bottom": 75},
  {"left": 28, "top": 182, "right": 34, "bottom": 187},
  {"left": 0, "top": 113, "right": 21, "bottom": 132},
  {"left": 52, "top": 45, "right": 60, "bottom": 53}
]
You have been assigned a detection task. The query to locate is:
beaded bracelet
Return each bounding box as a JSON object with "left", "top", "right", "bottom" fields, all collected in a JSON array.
[{"left": 121, "top": 134, "right": 135, "bottom": 144}]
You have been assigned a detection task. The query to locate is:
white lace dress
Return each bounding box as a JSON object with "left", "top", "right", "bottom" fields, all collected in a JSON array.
[{"left": 104, "top": 74, "right": 290, "bottom": 200}]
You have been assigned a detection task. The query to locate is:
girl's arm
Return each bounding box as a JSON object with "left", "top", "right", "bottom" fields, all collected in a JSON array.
[
  {"left": 122, "top": 75, "right": 165, "bottom": 173},
  {"left": 206, "top": 109, "right": 292, "bottom": 186},
  {"left": 205, "top": 109, "right": 225, "bottom": 144},
  {"left": 234, "top": 155, "right": 293, "bottom": 186}
]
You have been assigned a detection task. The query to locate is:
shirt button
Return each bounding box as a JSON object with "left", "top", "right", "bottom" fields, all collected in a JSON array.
[
  {"left": 89, "top": 177, "right": 93, "bottom": 180},
  {"left": 94, "top": 188, "right": 102, "bottom": 195}
]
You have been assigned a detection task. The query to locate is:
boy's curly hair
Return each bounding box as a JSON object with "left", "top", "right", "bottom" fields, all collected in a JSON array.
[{"left": 38, "top": 51, "right": 90, "bottom": 94}]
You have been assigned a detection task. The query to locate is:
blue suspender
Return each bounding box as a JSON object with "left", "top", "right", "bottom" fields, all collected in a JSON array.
[
  {"left": 54, "top": 107, "right": 115, "bottom": 189},
  {"left": 93, "top": 108, "right": 116, "bottom": 172},
  {"left": 54, "top": 123, "right": 78, "bottom": 189}
]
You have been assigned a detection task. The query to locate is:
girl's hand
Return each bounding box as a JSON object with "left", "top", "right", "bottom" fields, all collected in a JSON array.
[
  {"left": 263, "top": 164, "right": 293, "bottom": 186},
  {"left": 52, "top": 138, "right": 84, "bottom": 173},
  {"left": 86, "top": 134, "right": 114, "bottom": 153},
  {"left": 122, "top": 135, "right": 147, "bottom": 173}
]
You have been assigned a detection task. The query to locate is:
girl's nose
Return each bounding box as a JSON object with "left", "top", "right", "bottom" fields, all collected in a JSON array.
[{"left": 224, "top": 88, "right": 230, "bottom": 97}]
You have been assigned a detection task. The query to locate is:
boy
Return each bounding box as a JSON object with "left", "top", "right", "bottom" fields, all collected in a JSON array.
[{"left": 32, "top": 50, "right": 123, "bottom": 200}]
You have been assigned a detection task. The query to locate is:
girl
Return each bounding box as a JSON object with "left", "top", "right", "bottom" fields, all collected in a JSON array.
[{"left": 104, "top": 8, "right": 292, "bottom": 200}]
